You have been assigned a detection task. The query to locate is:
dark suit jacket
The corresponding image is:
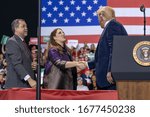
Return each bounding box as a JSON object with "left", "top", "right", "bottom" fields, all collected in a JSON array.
[
  {"left": 5, "top": 35, "right": 35, "bottom": 88},
  {"left": 88, "top": 19, "right": 128, "bottom": 88}
]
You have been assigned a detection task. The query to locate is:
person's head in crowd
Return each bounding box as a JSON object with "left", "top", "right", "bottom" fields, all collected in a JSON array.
[
  {"left": 90, "top": 43, "right": 96, "bottom": 53},
  {"left": 70, "top": 46, "right": 77, "bottom": 58},
  {"left": 31, "top": 45, "right": 37, "bottom": 51},
  {"left": 77, "top": 76, "right": 89, "bottom": 91},
  {"left": 97, "top": 6, "right": 115, "bottom": 28},
  {"left": 91, "top": 75, "right": 97, "bottom": 90},
  {"left": 84, "top": 45, "right": 90, "bottom": 51},
  {"left": 77, "top": 77, "right": 83, "bottom": 86},
  {"left": 86, "top": 48, "right": 90, "bottom": 54},
  {"left": 11, "top": 19, "right": 28, "bottom": 39},
  {"left": 31, "top": 50, "right": 37, "bottom": 61},
  {"left": 79, "top": 47, "right": 84, "bottom": 54},
  {"left": 84, "top": 55, "right": 89, "bottom": 62},
  {"left": 84, "top": 68, "right": 91, "bottom": 77},
  {"left": 30, "top": 45, "right": 38, "bottom": 61},
  {"left": 79, "top": 57, "right": 84, "bottom": 61},
  {"left": 91, "top": 74, "right": 96, "bottom": 82},
  {"left": 83, "top": 43, "right": 88, "bottom": 48},
  {"left": 77, "top": 72, "right": 81, "bottom": 77}
]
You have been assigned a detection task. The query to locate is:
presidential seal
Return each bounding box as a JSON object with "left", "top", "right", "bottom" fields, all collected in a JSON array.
[{"left": 133, "top": 41, "right": 150, "bottom": 66}]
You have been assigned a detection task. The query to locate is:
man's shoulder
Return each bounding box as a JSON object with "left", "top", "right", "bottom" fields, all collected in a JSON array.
[
  {"left": 106, "top": 20, "right": 124, "bottom": 31},
  {"left": 110, "top": 19, "right": 123, "bottom": 26},
  {"left": 6, "top": 36, "right": 18, "bottom": 47},
  {"left": 8, "top": 36, "right": 16, "bottom": 42}
]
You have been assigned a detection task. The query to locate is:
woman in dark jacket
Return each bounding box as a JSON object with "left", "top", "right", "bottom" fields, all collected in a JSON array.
[{"left": 44, "top": 28, "right": 85, "bottom": 90}]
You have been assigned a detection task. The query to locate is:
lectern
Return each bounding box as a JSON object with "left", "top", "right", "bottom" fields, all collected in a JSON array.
[{"left": 111, "top": 36, "right": 150, "bottom": 99}]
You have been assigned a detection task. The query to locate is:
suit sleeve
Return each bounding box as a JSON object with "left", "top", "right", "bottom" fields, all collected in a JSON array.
[
  {"left": 106, "top": 26, "right": 113, "bottom": 72},
  {"left": 106, "top": 23, "right": 128, "bottom": 72},
  {"left": 88, "top": 60, "right": 95, "bottom": 69},
  {"left": 6, "top": 40, "right": 29, "bottom": 80}
]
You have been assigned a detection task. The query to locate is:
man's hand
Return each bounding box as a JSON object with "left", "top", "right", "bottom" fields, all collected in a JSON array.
[
  {"left": 107, "top": 72, "right": 114, "bottom": 84},
  {"left": 76, "top": 61, "right": 87, "bottom": 72},
  {"left": 31, "top": 61, "right": 37, "bottom": 71},
  {"left": 27, "top": 77, "right": 36, "bottom": 88}
]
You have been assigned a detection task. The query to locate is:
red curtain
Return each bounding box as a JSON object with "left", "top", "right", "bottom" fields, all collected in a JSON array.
[{"left": 0, "top": 88, "right": 118, "bottom": 100}]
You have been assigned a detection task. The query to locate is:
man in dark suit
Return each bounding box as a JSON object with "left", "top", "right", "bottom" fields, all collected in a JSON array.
[
  {"left": 88, "top": 6, "right": 128, "bottom": 90},
  {"left": 5, "top": 19, "right": 37, "bottom": 88}
]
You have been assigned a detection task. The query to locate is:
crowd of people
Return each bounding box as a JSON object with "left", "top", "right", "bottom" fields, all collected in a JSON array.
[{"left": 0, "top": 6, "right": 128, "bottom": 91}]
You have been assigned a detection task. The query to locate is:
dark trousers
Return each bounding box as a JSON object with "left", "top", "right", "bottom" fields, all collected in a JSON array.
[{"left": 97, "top": 84, "right": 116, "bottom": 90}]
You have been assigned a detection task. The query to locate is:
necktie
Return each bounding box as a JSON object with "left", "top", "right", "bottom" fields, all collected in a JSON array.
[{"left": 22, "top": 41, "right": 31, "bottom": 57}]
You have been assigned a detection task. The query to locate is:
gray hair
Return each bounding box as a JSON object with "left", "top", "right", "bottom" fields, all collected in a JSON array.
[{"left": 11, "top": 19, "right": 25, "bottom": 33}]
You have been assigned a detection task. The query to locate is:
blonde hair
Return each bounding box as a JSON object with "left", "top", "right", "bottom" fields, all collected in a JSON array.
[{"left": 97, "top": 6, "right": 115, "bottom": 21}]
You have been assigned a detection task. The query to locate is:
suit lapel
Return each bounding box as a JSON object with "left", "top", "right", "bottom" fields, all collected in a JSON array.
[
  {"left": 95, "top": 20, "right": 115, "bottom": 62},
  {"left": 14, "top": 35, "right": 31, "bottom": 59}
]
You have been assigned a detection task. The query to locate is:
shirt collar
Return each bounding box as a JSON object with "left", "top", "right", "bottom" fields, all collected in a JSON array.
[
  {"left": 17, "top": 35, "right": 24, "bottom": 41},
  {"left": 104, "top": 19, "right": 114, "bottom": 28}
]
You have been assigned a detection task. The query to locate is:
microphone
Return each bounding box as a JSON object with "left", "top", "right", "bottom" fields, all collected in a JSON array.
[
  {"left": 140, "top": 4, "right": 146, "bottom": 36},
  {"left": 140, "top": 4, "right": 145, "bottom": 12}
]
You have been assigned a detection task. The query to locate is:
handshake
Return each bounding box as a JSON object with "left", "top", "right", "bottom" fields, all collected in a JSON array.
[{"left": 76, "top": 61, "right": 88, "bottom": 72}]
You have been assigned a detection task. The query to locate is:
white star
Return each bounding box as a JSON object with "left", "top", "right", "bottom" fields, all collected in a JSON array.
[
  {"left": 70, "top": 12, "right": 75, "bottom": 17},
  {"left": 82, "top": 0, "right": 87, "bottom": 5},
  {"left": 64, "top": 18, "right": 69, "bottom": 23},
  {"left": 53, "top": 18, "right": 58, "bottom": 23},
  {"left": 76, "top": 6, "right": 81, "bottom": 11},
  {"left": 75, "top": 18, "right": 80, "bottom": 23},
  {"left": 64, "top": 6, "right": 69, "bottom": 11},
  {"left": 47, "top": 1, "right": 52, "bottom": 5},
  {"left": 81, "top": 12, "right": 86, "bottom": 17},
  {"left": 70, "top": 0, "right": 75, "bottom": 5},
  {"left": 42, "top": 7, "right": 46, "bottom": 12},
  {"left": 93, "top": 11, "right": 97, "bottom": 16},
  {"left": 87, "top": 18, "right": 92, "bottom": 23},
  {"left": 87, "top": 5, "right": 92, "bottom": 10},
  {"left": 93, "top": 0, "right": 98, "bottom": 4},
  {"left": 41, "top": 19, "right": 46, "bottom": 24},
  {"left": 59, "top": 0, "right": 64, "bottom": 5},
  {"left": 47, "top": 12, "right": 52, "bottom": 17},
  {"left": 99, "top": 5, "right": 103, "bottom": 9},
  {"left": 53, "top": 6, "right": 58, "bottom": 11},
  {"left": 59, "top": 12, "right": 63, "bottom": 17}
]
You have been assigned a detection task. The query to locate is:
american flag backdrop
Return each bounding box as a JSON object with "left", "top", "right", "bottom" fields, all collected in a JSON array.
[{"left": 41, "top": 0, "right": 150, "bottom": 43}]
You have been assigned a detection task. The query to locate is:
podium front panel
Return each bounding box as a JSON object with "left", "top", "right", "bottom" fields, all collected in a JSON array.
[{"left": 111, "top": 36, "right": 150, "bottom": 80}]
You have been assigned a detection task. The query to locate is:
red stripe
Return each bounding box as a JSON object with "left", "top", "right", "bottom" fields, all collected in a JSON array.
[
  {"left": 30, "top": 36, "right": 100, "bottom": 44},
  {"left": 116, "top": 17, "right": 150, "bottom": 25},
  {"left": 66, "top": 34, "right": 150, "bottom": 43},
  {"left": 66, "top": 35, "right": 100, "bottom": 43},
  {"left": 31, "top": 34, "right": 150, "bottom": 45},
  {"left": 108, "top": 0, "right": 150, "bottom": 8}
]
